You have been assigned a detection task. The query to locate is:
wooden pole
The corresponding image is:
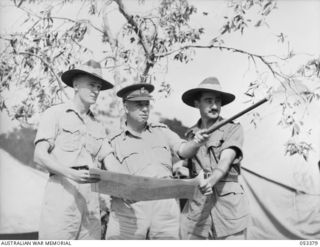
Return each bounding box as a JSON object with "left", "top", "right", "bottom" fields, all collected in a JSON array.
[{"left": 205, "top": 97, "right": 269, "bottom": 135}]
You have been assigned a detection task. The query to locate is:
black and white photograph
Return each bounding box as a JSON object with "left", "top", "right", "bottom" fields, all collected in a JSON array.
[{"left": 0, "top": 0, "right": 319, "bottom": 244}]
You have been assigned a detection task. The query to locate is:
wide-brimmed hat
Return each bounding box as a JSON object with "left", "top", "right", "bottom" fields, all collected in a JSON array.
[
  {"left": 61, "top": 60, "right": 113, "bottom": 90},
  {"left": 117, "top": 83, "right": 154, "bottom": 101},
  {"left": 182, "top": 77, "right": 235, "bottom": 107}
]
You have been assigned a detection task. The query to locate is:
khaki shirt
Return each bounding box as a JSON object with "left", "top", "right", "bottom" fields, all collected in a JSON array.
[
  {"left": 182, "top": 118, "right": 249, "bottom": 238},
  {"left": 108, "top": 122, "right": 185, "bottom": 178},
  {"left": 34, "top": 102, "right": 112, "bottom": 169}
]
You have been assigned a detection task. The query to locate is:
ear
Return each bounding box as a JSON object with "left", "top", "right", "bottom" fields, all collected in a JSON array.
[
  {"left": 123, "top": 101, "right": 129, "bottom": 114},
  {"left": 73, "top": 80, "right": 78, "bottom": 91},
  {"left": 194, "top": 100, "right": 200, "bottom": 108}
]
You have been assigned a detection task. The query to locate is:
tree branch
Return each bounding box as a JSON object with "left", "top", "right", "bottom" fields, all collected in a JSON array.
[
  {"left": 16, "top": 5, "right": 104, "bottom": 34},
  {"left": 155, "top": 43, "right": 288, "bottom": 80},
  {"left": 15, "top": 52, "right": 70, "bottom": 100},
  {"left": 114, "top": 0, "right": 150, "bottom": 57}
]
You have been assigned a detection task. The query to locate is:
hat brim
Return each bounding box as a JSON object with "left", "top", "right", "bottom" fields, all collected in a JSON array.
[
  {"left": 117, "top": 83, "right": 154, "bottom": 97},
  {"left": 125, "top": 96, "right": 153, "bottom": 101},
  {"left": 182, "top": 88, "right": 235, "bottom": 107},
  {"left": 61, "top": 69, "right": 113, "bottom": 90}
]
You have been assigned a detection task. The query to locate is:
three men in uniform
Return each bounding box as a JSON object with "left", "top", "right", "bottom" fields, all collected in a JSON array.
[{"left": 34, "top": 61, "right": 248, "bottom": 240}]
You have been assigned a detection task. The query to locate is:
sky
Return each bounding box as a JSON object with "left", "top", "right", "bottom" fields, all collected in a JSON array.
[{"left": 0, "top": 0, "right": 320, "bottom": 129}]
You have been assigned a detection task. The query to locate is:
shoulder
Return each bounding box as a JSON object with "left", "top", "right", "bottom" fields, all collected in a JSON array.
[
  {"left": 149, "top": 122, "right": 169, "bottom": 129},
  {"left": 108, "top": 128, "right": 125, "bottom": 142},
  {"left": 220, "top": 120, "right": 243, "bottom": 138},
  {"left": 221, "top": 120, "right": 243, "bottom": 131},
  {"left": 44, "top": 102, "right": 70, "bottom": 115},
  {"left": 39, "top": 103, "right": 67, "bottom": 121},
  {"left": 148, "top": 122, "right": 174, "bottom": 136}
]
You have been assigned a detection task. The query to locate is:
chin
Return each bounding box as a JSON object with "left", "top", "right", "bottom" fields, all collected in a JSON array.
[
  {"left": 139, "top": 118, "right": 148, "bottom": 124},
  {"left": 208, "top": 113, "right": 219, "bottom": 118},
  {"left": 86, "top": 99, "right": 97, "bottom": 104}
]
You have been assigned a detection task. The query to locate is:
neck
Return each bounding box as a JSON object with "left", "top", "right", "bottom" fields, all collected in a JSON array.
[
  {"left": 126, "top": 117, "right": 146, "bottom": 134},
  {"left": 200, "top": 117, "right": 219, "bottom": 129},
  {"left": 73, "top": 96, "right": 90, "bottom": 115}
]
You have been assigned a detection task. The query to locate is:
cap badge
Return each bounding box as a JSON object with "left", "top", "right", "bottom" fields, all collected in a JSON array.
[{"left": 140, "top": 87, "right": 146, "bottom": 94}]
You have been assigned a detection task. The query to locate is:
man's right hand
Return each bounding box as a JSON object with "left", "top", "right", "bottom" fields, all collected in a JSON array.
[
  {"left": 67, "top": 169, "right": 101, "bottom": 183},
  {"left": 193, "top": 129, "right": 209, "bottom": 146}
]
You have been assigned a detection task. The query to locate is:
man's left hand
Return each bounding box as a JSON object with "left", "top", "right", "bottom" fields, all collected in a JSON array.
[{"left": 197, "top": 170, "right": 213, "bottom": 195}]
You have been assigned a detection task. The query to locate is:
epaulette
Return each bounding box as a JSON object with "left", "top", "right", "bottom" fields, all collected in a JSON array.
[
  {"left": 149, "top": 122, "right": 168, "bottom": 129},
  {"left": 108, "top": 129, "right": 124, "bottom": 142}
]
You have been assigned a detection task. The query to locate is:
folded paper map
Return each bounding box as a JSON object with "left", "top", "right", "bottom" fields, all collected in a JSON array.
[{"left": 90, "top": 168, "right": 200, "bottom": 201}]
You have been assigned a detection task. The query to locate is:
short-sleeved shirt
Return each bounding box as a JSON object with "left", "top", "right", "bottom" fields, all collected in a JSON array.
[
  {"left": 108, "top": 122, "right": 185, "bottom": 178},
  {"left": 182, "top": 117, "right": 249, "bottom": 238},
  {"left": 34, "top": 102, "right": 112, "bottom": 169}
]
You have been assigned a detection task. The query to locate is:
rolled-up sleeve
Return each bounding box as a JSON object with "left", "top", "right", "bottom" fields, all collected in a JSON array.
[
  {"left": 221, "top": 123, "right": 244, "bottom": 159},
  {"left": 34, "top": 107, "right": 58, "bottom": 149},
  {"left": 162, "top": 127, "right": 186, "bottom": 158}
]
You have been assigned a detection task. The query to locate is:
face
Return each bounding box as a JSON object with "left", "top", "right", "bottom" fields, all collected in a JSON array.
[
  {"left": 73, "top": 75, "right": 102, "bottom": 105},
  {"left": 124, "top": 100, "right": 150, "bottom": 125},
  {"left": 195, "top": 91, "right": 222, "bottom": 121}
]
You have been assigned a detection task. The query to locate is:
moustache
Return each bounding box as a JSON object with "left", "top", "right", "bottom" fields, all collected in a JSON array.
[{"left": 208, "top": 109, "right": 218, "bottom": 114}]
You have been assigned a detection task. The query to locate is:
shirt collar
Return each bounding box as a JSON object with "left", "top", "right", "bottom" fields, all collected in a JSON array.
[
  {"left": 65, "top": 101, "right": 94, "bottom": 119},
  {"left": 185, "top": 117, "right": 224, "bottom": 138},
  {"left": 121, "top": 122, "right": 152, "bottom": 140}
]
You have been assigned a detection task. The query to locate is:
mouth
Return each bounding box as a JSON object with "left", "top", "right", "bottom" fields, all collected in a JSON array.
[{"left": 208, "top": 110, "right": 218, "bottom": 114}]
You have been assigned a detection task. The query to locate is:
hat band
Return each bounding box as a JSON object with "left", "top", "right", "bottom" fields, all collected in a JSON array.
[
  {"left": 198, "top": 83, "right": 223, "bottom": 91},
  {"left": 78, "top": 66, "right": 103, "bottom": 78}
]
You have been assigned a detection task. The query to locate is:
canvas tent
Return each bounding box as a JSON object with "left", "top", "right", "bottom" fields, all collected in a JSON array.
[
  {"left": 240, "top": 81, "right": 320, "bottom": 239},
  {"left": 0, "top": 149, "right": 47, "bottom": 237}
]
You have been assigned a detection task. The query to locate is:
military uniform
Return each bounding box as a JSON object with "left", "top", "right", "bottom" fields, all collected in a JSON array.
[
  {"left": 105, "top": 122, "right": 185, "bottom": 239},
  {"left": 34, "top": 60, "right": 114, "bottom": 240},
  {"left": 180, "top": 118, "right": 249, "bottom": 239},
  {"left": 104, "top": 83, "right": 187, "bottom": 239},
  {"left": 180, "top": 77, "right": 249, "bottom": 239},
  {"left": 34, "top": 102, "right": 112, "bottom": 239}
]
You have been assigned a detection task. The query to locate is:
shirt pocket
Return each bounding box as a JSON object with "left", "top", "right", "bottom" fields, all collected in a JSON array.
[
  {"left": 59, "top": 122, "right": 82, "bottom": 152},
  {"left": 114, "top": 148, "right": 140, "bottom": 174},
  {"left": 151, "top": 145, "right": 172, "bottom": 169},
  {"left": 186, "top": 190, "right": 213, "bottom": 221},
  {"left": 86, "top": 129, "right": 105, "bottom": 156},
  {"left": 214, "top": 182, "right": 248, "bottom": 220},
  {"left": 207, "top": 139, "right": 223, "bottom": 161}
]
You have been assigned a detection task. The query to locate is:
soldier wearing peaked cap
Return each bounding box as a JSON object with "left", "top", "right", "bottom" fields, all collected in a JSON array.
[
  {"left": 180, "top": 77, "right": 249, "bottom": 240},
  {"left": 34, "top": 60, "right": 117, "bottom": 239},
  {"left": 104, "top": 83, "right": 210, "bottom": 240}
]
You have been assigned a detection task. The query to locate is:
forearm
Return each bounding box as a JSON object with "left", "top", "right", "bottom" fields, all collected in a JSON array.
[
  {"left": 208, "top": 150, "right": 235, "bottom": 186},
  {"left": 208, "top": 166, "right": 229, "bottom": 187}
]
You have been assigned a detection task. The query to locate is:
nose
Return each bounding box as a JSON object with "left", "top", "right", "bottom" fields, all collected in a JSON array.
[
  {"left": 211, "top": 102, "right": 218, "bottom": 109},
  {"left": 92, "top": 85, "right": 100, "bottom": 93},
  {"left": 141, "top": 105, "right": 148, "bottom": 112}
]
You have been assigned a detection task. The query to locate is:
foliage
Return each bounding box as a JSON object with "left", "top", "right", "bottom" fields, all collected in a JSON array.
[
  {"left": 0, "top": 0, "right": 319, "bottom": 160},
  {"left": 160, "top": 117, "right": 188, "bottom": 138}
]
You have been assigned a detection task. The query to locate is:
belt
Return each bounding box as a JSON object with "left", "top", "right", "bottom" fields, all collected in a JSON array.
[
  {"left": 203, "top": 171, "right": 238, "bottom": 182},
  {"left": 71, "top": 165, "right": 89, "bottom": 170},
  {"left": 49, "top": 166, "right": 89, "bottom": 176}
]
